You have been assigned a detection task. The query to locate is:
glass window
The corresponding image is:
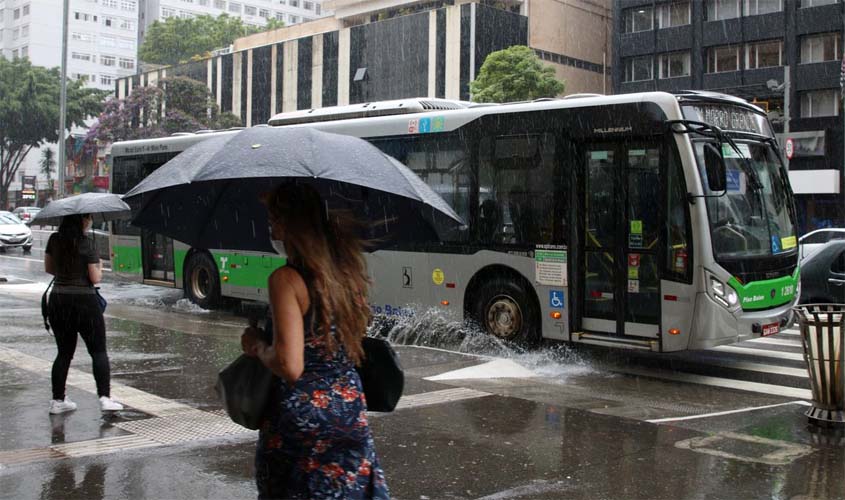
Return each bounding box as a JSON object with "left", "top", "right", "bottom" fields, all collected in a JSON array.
[
  {"left": 23, "top": 4, "right": 29, "bottom": 15},
  {"left": 289, "top": 14, "right": 298, "bottom": 22},
  {"left": 746, "top": 0, "right": 782, "bottom": 15},
  {"left": 72, "top": 51, "right": 92, "bottom": 61},
  {"left": 665, "top": 147, "right": 692, "bottom": 281},
  {"left": 120, "top": 0, "right": 136, "bottom": 11},
  {"left": 624, "top": 56, "right": 653, "bottom": 82},
  {"left": 214, "top": 0, "right": 226, "bottom": 8},
  {"left": 100, "top": 75, "right": 115, "bottom": 86},
  {"left": 801, "top": 0, "right": 837, "bottom": 6},
  {"left": 21, "top": 25, "right": 28, "bottom": 37},
  {"left": 117, "top": 38, "right": 134, "bottom": 49},
  {"left": 747, "top": 40, "right": 782, "bottom": 69},
  {"left": 706, "top": 0, "right": 740, "bottom": 20},
  {"left": 119, "top": 58, "right": 135, "bottom": 69},
  {"left": 624, "top": 6, "right": 653, "bottom": 33},
  {"left": 372, "top": 135, "right": 472, "bottom": 243},
  {"left": 11, "top": 49, "right": 19, "bottom": 59},
  {"left": 275, "top": 11, "right": 284, "bottom": 20},
  {"left": 657, "top": 2, "right": 690, "bottom": 28},
  {"left": 20, "top": 46, "right": 27, "bottom": 58},
  {"left": 229, "top": 2, "right": 241, "bottom": 12},
  {"left": 801, "top": 33, "right": 839, "bottom": 63},
  {"left": 12, "top": 28, "right": 19, "bottom": 40},
  {"left": 244, "top": 5, "right": 257, "bottom": 15},
  {"left": 199, "top": 0, "right": 209, "bottom": 5},
  {"left": 13, "top": 8, "right": 19, "bottom": 19},
  {"left": 800, "top": 90, "right": 839, "bottom": 117},
  {"left": 659, "top": 52, "right": 690, "bottom": 78},
  {"left": 120, "top": 19, "right": 134, "bottom": 30},
  {"left": 259, "top": 8, "right": 269, "bottom": 17},
  {"left": 477, "top": 134, "right": 559, "bottom": 245},
  {"left": 161, "top": 7, "right": 175, "bottom": 17},
  {"left": 101, "top": 55, "right": 116, "bottom": 66},
  {"left": 315, "top": 4, "right": 321, "bottom": 14},
  {"left": 304, "top": 1, "right": 313, "bottom": 10},
  {"left": 103, "top": 0, "right": 118, "bottom": 7},
  {"left": 707, "top": 45, "right": 740, "bottom": 73}
]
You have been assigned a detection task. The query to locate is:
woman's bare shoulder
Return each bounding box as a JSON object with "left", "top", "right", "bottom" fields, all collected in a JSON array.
[{"left": 268, "top": 266, "right": 307, "bottom": 293}]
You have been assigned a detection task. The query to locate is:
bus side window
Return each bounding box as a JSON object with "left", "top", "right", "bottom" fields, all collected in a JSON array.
[
  {"left": 666, "top": 148, "right": 692, "bottom": 281},
  {"left": 478, "top": 134, "right": 557, "bottom": 246}
]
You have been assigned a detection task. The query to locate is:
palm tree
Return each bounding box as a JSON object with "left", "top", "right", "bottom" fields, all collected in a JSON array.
[{"left": 39, "top": 148, "right": 56, "bottom": 202}]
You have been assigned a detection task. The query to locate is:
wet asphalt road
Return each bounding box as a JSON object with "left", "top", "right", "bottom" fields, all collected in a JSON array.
[{"left": 1, "top": 246, "right": 844, "bottom": 499}]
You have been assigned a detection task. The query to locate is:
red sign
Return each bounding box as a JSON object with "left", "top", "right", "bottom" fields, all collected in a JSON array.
[
  {"left": 93, "top": 176, "right": 110, "bottom": 189},
  {"left": 784, "top": 138, "right": 794, "bottom": 160},
  {"left": 628, "top": 253, "right": 640, "bottom": 267},
  {"left": 762, "top": 322, "right": 779, "bottom": 337}
]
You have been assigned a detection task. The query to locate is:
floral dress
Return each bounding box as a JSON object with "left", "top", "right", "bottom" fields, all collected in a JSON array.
[{"left": 255, "top": 271, "right": 389, "bottom": 499}]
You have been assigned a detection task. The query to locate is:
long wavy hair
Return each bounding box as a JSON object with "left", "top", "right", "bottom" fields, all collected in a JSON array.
[
  {"left": 55, "top": 214, "right": 86, "bottom": 276},
  {"left": 264, "top": 183, "right": 371, "bottom": 365}
]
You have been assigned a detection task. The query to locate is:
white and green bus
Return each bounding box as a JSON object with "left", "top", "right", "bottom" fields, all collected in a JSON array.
[{"left": 110, "top": 91, "right": 799, "bottom": 352}]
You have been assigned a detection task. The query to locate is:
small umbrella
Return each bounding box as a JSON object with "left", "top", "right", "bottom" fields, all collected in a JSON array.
[
  {"left": 123, "top": 127, "right": 465, "bottom": 253},
  {"left": 31, "top": 192, "right": 131, "bottom": 226}
]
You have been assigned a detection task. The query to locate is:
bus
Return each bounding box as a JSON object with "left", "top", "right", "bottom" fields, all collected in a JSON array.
[{"left": 109, "top": 91, "right": 799, "bottom": 352}]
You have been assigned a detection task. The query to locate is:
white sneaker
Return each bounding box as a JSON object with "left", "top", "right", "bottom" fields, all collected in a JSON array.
[
  {"left": 49, "top": 398, "right": 78, "bottom": 414},
  {"left": 99, "top": 396, "right": 124, "bottom": 412}
]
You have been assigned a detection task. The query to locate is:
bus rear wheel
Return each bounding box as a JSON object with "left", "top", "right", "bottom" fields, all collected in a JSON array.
[
  {"left": 184, "top": 252, "right": 222, "bottom": 310},
  {"left": 472, "top": 280, "right": 539, "bottom": 344}
]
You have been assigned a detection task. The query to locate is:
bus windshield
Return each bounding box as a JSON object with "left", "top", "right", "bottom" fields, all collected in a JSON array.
[{"left": 694, "top": 140, "right": 796, "bottom": 259}]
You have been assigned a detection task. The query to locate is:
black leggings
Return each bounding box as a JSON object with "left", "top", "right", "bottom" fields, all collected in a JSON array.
[{"left": 48, "top": 293, "right": 111, "bottom": 400}]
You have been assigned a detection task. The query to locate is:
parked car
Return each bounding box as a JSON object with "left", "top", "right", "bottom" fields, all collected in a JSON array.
[
  {"left": 798, "top": 228, "right": 845, "bottom": 262},
  {"left": 12, "top": 206, "right": 41, "bottom": 226},
  {"left": 0, "top": 211, "right": 33, "bottom": 253},
  {"left": 799, "top": 240, "right": 845, "bottom": 304}
]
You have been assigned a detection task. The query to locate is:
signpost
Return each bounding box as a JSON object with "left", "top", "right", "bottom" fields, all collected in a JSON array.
[
  {"left": 785, "top": 138, "right": 794, "bottom": 161},
  {"left": 20, "top": 176, "right": 36, "bottom": 202}
]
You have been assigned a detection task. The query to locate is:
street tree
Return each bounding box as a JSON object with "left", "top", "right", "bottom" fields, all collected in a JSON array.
[
  {"left": 40, "top": 148, "right": 56, "bottom": 200},
  {"left": 139, "top": 14, "right": 285, "bottom": 66},
  {"left": 0, "top": 58, "right": 105, "bottom": 209},
  {"left": 469, "top": 45, "right": 565, "bottom": 103},
  {"left": 90, "top": 76, "right": 242, "bottom": 144}
]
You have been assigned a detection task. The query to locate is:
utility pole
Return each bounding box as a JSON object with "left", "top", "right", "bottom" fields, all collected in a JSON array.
[{"left": 58, "top": 0, "right": 69, "bottom": 198}]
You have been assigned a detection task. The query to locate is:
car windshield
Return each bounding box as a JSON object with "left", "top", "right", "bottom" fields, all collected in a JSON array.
[
  {"left": 694, "top": 140, "right": 796, "bottom": 260},
  {"left": 0, "top": 213, "right": 22, "bottom": 225}
]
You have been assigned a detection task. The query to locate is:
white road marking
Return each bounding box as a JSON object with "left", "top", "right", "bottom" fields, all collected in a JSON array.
[
  {"left": 709, "top": 345, "right": 805, "bottom": 361},
  {"left": 745, "top": 336, "right": 802, "bottom": 347},
  {"left": 620, "top": 366, "right": 812, "bottom": 399},
  {"left": 425, "top": 359, "right": 538, "bottom": 381},
  {"left": 0, "top": 253, "right": 112, "bottom": 271},
  {"left": 674, "top": 431, "right": 816, "bottom": 465},
  {"left": 648, "top": 401, "right": 811, "bottom": 423}
]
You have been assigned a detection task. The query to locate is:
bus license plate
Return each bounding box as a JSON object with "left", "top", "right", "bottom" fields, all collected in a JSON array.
[{"left": 762, "top": 323, "right": 779, "bottom": 337}]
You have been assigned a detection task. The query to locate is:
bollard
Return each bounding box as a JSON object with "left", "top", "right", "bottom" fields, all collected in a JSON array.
[{"left": 794, "top": 304, "right": 845, "bottom": 427}]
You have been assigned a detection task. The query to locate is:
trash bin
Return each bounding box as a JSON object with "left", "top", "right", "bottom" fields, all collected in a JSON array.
[{"left": 794, "top": 304, "right": 845, "bottom": 427}]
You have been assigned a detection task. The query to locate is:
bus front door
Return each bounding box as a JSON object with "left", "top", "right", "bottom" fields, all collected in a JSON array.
[
  {"left": 141, "top": 230, "right": 175, "bottom": 283},
  {"left": 581, "top": 144, "right": 661, "bottom": 339}
]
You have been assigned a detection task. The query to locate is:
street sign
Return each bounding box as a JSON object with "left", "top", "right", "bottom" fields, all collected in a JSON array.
[{"left": 785, "top": 138, "right": 794, "bottom": 160}]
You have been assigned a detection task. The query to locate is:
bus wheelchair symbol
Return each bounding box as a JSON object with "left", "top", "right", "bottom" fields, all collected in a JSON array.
[{"left": 550, "top": 290, "right": 564, "bottom": 309}]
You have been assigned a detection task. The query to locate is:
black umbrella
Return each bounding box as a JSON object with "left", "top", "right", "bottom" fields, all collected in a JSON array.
[
  {"left": 31, "top": 192, "right": 131, "bottom": 226},
  {"left": 123, "top": 127, "right": 465, "bottom": 252}
]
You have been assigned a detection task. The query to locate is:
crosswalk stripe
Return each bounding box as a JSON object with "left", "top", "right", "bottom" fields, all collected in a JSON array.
[
  {"left": 745, "top": 336, "right": 802, "bottom": 348},
  {"left": 709, "top": 345, "right": 805, "bottom": 361},
  {"left": 622, "top": 366, "right": 812, "bottom": 399}
]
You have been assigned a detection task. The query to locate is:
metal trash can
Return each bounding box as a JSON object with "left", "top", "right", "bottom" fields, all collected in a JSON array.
[{"left": 794, "top": 304, "right": 845, "bottom": 427}]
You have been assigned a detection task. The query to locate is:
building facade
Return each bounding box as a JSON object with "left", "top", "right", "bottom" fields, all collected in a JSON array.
[
  {"left": 138, "top": 0, "right": 330, "bottom": 48},
  {"left": 613, "top": 0, "right": 844, "bottom": 235},
  {"left": 117, "top": 0, "right": 612, "bottom": 125},
  {"left": 1, "top": 0, "right": 139, "bottom": 208}
]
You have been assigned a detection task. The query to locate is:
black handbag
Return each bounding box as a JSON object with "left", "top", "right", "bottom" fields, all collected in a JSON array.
[
  {"left": 94, "top": 288, "right": 107, "bottom": 313},
  {"left": 356, "top": 336, "right": 404, "bottom": 412},
  {"left": 41, "top": 278, "right": 55, "bottom": 331},
  {"left": 216, "top": 353, "right": 274, "bottom": 430}
]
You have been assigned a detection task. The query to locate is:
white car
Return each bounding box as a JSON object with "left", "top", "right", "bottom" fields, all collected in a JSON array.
[
  {"left": 799, "top": 228, "right": 845, "bottom": 262},
  {"left": 0, "top": 211, "right": 33, "bottom": 253}
]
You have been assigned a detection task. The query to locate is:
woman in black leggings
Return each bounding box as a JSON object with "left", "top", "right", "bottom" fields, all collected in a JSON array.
[{"left": 44, "top": 214, "right": 123, "bottom": 414}]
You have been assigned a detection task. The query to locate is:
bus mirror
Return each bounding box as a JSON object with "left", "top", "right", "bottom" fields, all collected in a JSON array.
[{"left": 703, "top": 143, "right": 727, "bottom": 192}]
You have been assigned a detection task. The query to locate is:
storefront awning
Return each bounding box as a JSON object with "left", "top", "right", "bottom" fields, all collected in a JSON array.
[{"left": 788, "top": 170, "right": 841, "bottom": 195}]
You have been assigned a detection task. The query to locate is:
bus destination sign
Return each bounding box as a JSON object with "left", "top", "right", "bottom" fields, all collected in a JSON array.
[{"left": 683, "top": 105, "right": 770, "bottom": 136}]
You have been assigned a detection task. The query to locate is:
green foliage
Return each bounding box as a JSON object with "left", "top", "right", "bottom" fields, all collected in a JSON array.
[
  {"left": 40, "top": 148, "right": 56, "bottom": 198},
  {"left": 469, "top": 45, "right": 565, "bottom": 103},
  {"left": 139, "top": 14, "right": 285, "bottom": 66},
  {"left": 91, "top": 77, "right": 241, "bottom": 144},
  {"left": 0, "top": 58, "right": 105, "bottom": 208}
]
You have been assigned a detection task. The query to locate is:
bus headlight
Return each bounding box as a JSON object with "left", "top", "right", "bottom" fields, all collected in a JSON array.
[{"left": 708, "top": 273, "right": 739, "bottom": 310}]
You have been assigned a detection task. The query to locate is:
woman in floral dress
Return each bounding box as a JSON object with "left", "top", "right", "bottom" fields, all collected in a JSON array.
[{"left": 241, "top": 183, "right": 389, "bottom": 499}]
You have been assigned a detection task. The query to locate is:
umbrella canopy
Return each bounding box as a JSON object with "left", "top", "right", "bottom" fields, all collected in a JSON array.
[
  {"left": 31, "top": 192, "right": 131, "bottom": 226},
  {"left": 123, "top": 126, "right": 465, "bottom": 253}
]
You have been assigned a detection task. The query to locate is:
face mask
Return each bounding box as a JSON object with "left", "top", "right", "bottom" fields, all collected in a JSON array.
[{"left": 270, "top": 239, "right": 287, "bottom": 259}]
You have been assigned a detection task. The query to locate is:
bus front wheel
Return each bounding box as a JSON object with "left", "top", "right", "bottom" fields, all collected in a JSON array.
[
  {"left": 472, "top": 280, "right": 538, "bottom": 344},
  {"left": 184, "top": 252, "right": 222, "bottom": 310}
]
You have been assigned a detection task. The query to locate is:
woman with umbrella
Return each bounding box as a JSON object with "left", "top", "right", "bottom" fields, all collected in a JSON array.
[
  {"left": 241, "top": 184, "right": 389, "bottom": 499},
  {"left": 36, "top": 194, "right": 129, "bottom": 414}
]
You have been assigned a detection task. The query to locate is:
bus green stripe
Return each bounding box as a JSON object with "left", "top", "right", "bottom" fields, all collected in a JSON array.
[
  {"left": 209, "top": 251, "right": 284, "bottom": 288},
  {"left": 729, "top": 267, "right": 799, "bottom": 311},
  {"left": 112, "top": 245, "right": 142, "bottom": 275}
]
